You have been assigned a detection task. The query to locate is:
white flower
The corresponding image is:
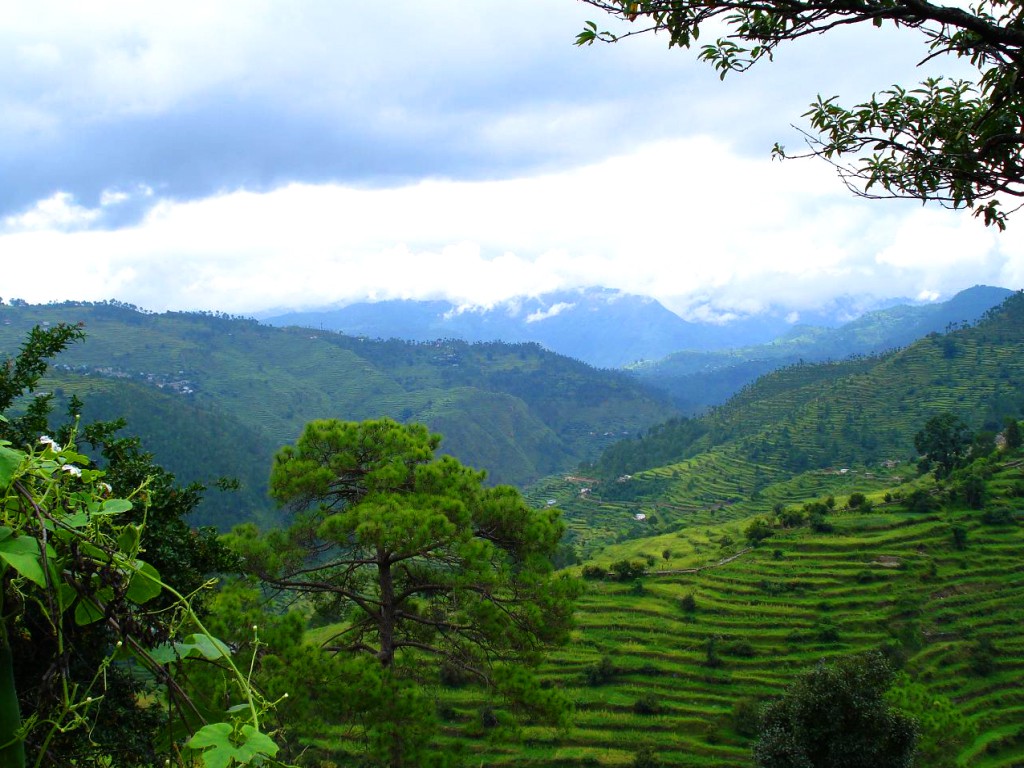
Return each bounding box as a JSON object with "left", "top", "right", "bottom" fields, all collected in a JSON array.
[
  {"left": 39, "top": 435, "right": 58, "bottom": 450},
  {"left": 98, "top": 482, "right": 113, "bottom": 494},
  {"left": 61, "top": 464, "right": 82, "bottom": 477}
]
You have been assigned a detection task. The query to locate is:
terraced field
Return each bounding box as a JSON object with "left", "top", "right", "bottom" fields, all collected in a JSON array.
[
  {"left": 440, "top": 462, "right": 1024, "bottom": 767},
  {"left": 540, "top": 450, "right": 913, "bottom": 560}
]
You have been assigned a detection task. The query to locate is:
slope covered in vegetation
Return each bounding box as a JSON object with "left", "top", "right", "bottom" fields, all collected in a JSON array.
[
  {"left": 0, "top": 302, "right": 675, "bottom": 526},
  {"left": 565, "top": 292, "right": 1024, "bottom": 552},
  {"left": 447, "top": 452, "right": 1024, "bottom": 767}
]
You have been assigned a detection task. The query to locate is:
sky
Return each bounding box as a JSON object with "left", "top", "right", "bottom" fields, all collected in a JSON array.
[{"left": 2, "top": 0, "right": 1022, "bottom": 322}]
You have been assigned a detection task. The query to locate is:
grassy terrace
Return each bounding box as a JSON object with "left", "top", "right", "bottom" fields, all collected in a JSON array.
[{"left": 439, "top": 464, "right": 1024, "bottom": 767}]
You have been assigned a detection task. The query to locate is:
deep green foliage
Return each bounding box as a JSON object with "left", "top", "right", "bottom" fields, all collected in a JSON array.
[
  {"left": 586, "top": 416, "right": 707, "bottom": 478},
  {"left": 915, "top": 413, "right": 974, "bottom": 479},
  {"left": 608, "top": 558, "right": 648, "bottom": 580},
  {"left": 227, "top": 418, "right": 578, "bottom": 766},
  {"left": 0, "top": 302, "right": 675, "bottom": 519},
  {"left": 753, "top": 652, "right": 917, "bottom": 768},
  {"left": 584, "top": 655, "right": 618, "bottom": 686},
  {"left": 745, "top": 517, "right": 774, "bottom": 544},
  {"left": 0, "top": 322, "right": 84, "bottom": 446},
  {"left": 1004, "top": 418, "right": 1022, "bottom": 449}
]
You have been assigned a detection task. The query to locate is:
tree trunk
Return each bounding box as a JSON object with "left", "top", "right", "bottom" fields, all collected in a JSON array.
[{"left": 377, "top": 550, "right": 395, "bottom": 668}]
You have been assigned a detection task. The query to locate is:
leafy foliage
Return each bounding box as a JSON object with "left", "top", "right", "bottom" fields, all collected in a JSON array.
[
  {"left": 914, "top": 412, "right": 974, "bottom": 478},
  {"left": 578, "top": 0, "right": 1024, "bottom": 227},
  {"left": 0, "top": 435, "right": 280, "bottom": 768},
  {"left": 753, "top": 652, "right": 917, "bottom": 768},
  {"left": 227, "top": 418, "right": 578, "bottom": 766}
]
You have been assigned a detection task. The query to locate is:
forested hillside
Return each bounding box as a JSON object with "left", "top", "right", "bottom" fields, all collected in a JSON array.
[
  {"left": 0, "top": 301, "right": 675, "bottom": 526},
  {"left": 561, "top": 291, "right": 1024, "bottom": 553},
  {"left": 635, "top": 285, "right": 1012, "bottom": 412}
]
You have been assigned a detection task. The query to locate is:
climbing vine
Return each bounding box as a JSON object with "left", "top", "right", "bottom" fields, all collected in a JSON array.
[{"left": 0, "top": 425, "right": 283, "bottom": 767}]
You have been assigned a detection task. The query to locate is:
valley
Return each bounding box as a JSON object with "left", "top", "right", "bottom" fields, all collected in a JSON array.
[{"left": 2, "top": 290, "right": 1022, "bottom": 767}]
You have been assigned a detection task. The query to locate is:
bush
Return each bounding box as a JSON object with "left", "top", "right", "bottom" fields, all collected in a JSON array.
[
  {"left": 969, "top": 637, "right": 998, "bottom": 676},
  {"left": 817, "top": 622, "right": 841, "bottom": 643},
  {"left": 951, "top": 524, "right": 968, "bottom": 550},
  {"left": 584, "top": 655, "right": 617, "bottom": 686},
  {"left": 848, "top": 492, "right": 867, "bottom": 509},
  {"left": 705, "top": 636, "right": 723, "bottom": 668},
  {"left": 905, "top": 488, "right": 939, "bottom": 514},
  {"left": 723, "top": 639, "right": 757, "bottom": 658},
  {"left": 744, "top": 517, "right": 774, "bottom": 544},
  {"left": 732, "top": 697, "right": 763, "bottom": 738},
  {"left": 778, "top": 508, "right": 805, "bottom": 528},
  {"left": 581, "top": 564, "right": 607, "bottom": 580},
  {"left": 981, "top": 506, "right": 1015, "bottom": 525},
  {"left": 632, "top": 694, "right": 663, "bottom": 715},
  {"left": 956, "top": 472, "right": 986, "bottom": 509},
  {"left": 609, "top": 559, "right": 648, "bottom": 581},
  {"left": 679, "top": 593, "right": 697, "bottom": 613},
  {"left": 632, "top": 746, "right": 662, "bottom": 768},
  {"left": 809, "top": 511, "right": 834, "bottom": 533}
]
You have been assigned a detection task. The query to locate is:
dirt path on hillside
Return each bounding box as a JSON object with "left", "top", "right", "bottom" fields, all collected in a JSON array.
[{"left": 654, "top": 547, "right": 753, "bottom": 576}]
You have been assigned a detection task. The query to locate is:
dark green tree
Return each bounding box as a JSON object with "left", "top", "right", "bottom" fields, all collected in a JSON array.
[
  {"left": 914, "top": 413, "right": 974, "bottom": 479},
  {"left": 577, "top": 0, "right": 1024, "bottom": 228},
  {"left": 226, "top": 418, "right": 578, "bottom": 767},
  {"left": 0, "top": 323, "right": 84, "bottom": 446},
  {"left": 1004, "top": 417, "right": 1022, "bottom": 450},
  {"left": 754, "top": 651, "right": 917, "bottom": 768},
  {"left": 1, "top": 327, "right": 250, "bottom": 766}
]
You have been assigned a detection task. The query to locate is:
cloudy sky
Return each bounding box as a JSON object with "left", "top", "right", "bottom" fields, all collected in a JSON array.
[{"left": 2, "top": 0, "right": 1021, "bottom": 320}]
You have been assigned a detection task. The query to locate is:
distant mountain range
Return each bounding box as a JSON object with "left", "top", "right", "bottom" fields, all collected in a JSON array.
[
  {"left": 633, "top": 284, "right": 1014, "bottom": 411},
  {"left": 260, "top": 288, "right": 1011, "bottom": 372}
]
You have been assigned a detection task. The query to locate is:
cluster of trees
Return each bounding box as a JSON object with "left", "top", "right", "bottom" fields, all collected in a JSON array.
[{"left": 0, "top": 327, "right": 579, "bottom": 767}]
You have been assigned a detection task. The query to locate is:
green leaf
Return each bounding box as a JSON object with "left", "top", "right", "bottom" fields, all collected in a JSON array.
[
  {"left": 236, "top": 724, "right": 279, "bottom": 761},
  {"left": 117, "top": 524, "right": 142, "bottom": 554},
  {"left": 126, "top": 560, "right": 162, "bottom": 604},
  {"left": 99, "top": 498, "right": 133, "bottom": 515},
  {"left": 0, "top": 535, "right": 46, "bottom": 587},
  {"left": 178, "top": 633, "right": 232, "bottom": 661},
  {"left": 0, "top": 446, "right": 23, "bottom": 487},
  {"left": 187, "top": 722, "right": 279, "bottom": 768},
  {"left": 188, "top": 723, "right": 235, "bottom": 768},
  {"left": 74, "top": 598, "right": 106, "bottom": 626}
]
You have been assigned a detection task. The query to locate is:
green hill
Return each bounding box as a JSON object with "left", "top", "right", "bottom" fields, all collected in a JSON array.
[
  {"left": 635, "top": 285, "right": 1013, "bottom": 412},
  {"left": 0, "top": 301, "right": 675, "bottom": 527},
  {"left": 560, "top": 291, "right": 1024, "bottom": 553},
  {"left": 440, "top": 454, "right": 1024, "bottom": 767}
]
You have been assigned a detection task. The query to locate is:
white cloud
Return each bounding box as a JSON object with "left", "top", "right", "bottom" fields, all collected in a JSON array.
[
  {"left": 1, "top": 136, "right": 1017, "bottom": 317},
  {"left": 526, "top": 302, "right": 575, "bottom": 323},
  {"left": 2, "top": 192, "right": 101, "bottom": 232}
]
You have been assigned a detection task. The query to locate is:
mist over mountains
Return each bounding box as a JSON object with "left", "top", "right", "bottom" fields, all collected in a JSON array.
[{"left": 263, "top": 285, "right": 1012, "bottom": 370}]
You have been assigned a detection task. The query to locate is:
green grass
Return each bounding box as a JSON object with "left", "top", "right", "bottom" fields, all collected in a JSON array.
[{"left": 437, "top": 460, "right": 1024, "bottom": 767}]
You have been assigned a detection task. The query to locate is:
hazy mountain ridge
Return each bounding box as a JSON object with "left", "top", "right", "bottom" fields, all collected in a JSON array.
[
  {"left": 0, "top": 301, "right": 676, "bottom": 527},
  {"left": 560, "top": 289, "right": 1024, "bottom": 545},
  {"left": 261, "top": 287, "right": 945, "bottom": 369},
  {"left": 633, "top": 285, "right": 1013, "bottom": 412}
]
